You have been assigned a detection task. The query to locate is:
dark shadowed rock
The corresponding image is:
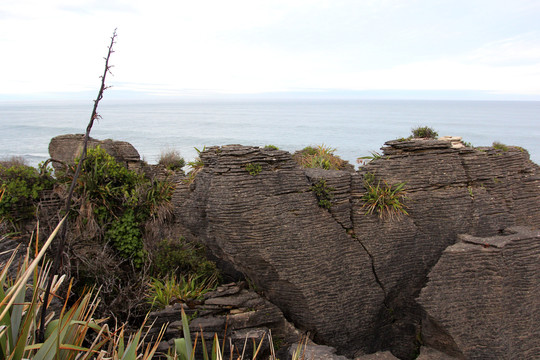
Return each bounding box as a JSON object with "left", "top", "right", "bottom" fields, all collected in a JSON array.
[{"left": 417, "top": 227, "right": 540, "bottom": 359}]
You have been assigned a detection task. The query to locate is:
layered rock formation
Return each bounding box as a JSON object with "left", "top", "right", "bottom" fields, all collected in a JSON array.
[
  {"left": 418, "top": 227, "right": 540, "bottom": 359},
  {"left": 45, "top": 135, "right": 540, "bottom": 359},
  {"left": 171, "top": 140, "right": 539, "bottom": 359}
]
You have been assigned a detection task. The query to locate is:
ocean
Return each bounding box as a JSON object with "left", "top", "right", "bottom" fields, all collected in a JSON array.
[{"left": 1, "top": 99, "right": 539, "bottom": 168}]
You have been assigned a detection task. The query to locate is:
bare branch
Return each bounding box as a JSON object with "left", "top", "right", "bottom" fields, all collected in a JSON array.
[{"left": 38, "top": 28, "right": 118, "bottom": 342}]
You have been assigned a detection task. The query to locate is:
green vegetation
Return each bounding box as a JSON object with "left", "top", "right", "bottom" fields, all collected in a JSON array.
[
  {"left": 310, "top": 179, "right": 334, "bottom": 209},
  {"left": 492, "top": 141, "right": 509, "bottom": 151},
  {"left": 411, "top": 126, "right": 438, "bottom": 139},
  {"left": 159, "top": 149, "right": 185, "bottom": 171},
  {"left": 167, "top": 308, "right": 279, "bottom": 360},
  {"left": 361, "top": 173, "right": 408, "bottom": 219},
  {"left": 151, "top": 237, "right": 220, "bottom": 279},
  {"left": 0, "top": 221, "right": 164, "bottom": 360},
  {"left": 75, "top": 146, "right": 173, "bottom": 268},
  {"left": 0, "top": 159, "right": 54, "bottom": 229},
  {"left": 294, "top": 144, "right": 348, "bottom": 170},
  {"left": 264, "top": 145, "right": 279, "bottom": 150},
  {"left": 146, "top": 274, "right": 217, "bottom": 310},
  {"left": 245, "top": 162, "right": 263, "bottom": 175},
  {"left": 185, "top": 146, "right": 206, "bottom": 184}
]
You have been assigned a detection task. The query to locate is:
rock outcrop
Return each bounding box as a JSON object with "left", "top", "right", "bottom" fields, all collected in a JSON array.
[
  {"left": 417, "top": 227, "right": 540, "bottom": 359},
  {"left": 171, "top": 140, "right": 540, "bottom": 359},
  {"left": 48, "top": 134, "right": 142, "bottom": 171},
  {"left": 147, "top": 282, "right": 301, "bottom": 358},
  {"left": 44, "top": 135, "right": 540, "bottom": 359}
]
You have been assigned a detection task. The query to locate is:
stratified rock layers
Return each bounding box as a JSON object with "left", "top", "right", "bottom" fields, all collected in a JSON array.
[
  {"left": 172, "top": 141, "right": 540, "bottom": 358},
  {"left": 418, "top": 227, "right": 540, "bottom": 359},
  {"left": 47, "top": 135, "right": 540, "bottom": 358},
  {"left": 174, "top": 146, "right": 383, "bottom": 354}
]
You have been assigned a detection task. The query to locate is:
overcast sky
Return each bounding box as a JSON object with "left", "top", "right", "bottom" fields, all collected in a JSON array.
[{"left": 2, "top": 0, "right": 540, "bottom": 100}]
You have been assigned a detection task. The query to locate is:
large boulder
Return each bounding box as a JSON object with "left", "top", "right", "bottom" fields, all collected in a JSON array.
[
  {"left": 48, "top": 134, "right": 141, "bottom": 171},
  {"left": 417, "top": 227, "right": 540, "bottom": 359}
]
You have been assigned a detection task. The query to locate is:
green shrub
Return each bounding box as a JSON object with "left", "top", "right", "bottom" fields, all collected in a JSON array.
[
  {"left": 492, "top": 141, "right": 509, "bottom": 151},
  {"left": 361, "top": 173, "right": 408, "bottom": 219},
  {"left": 159, "top": 149, "right": 185, "bottom": 171},
  {"left": 264, "top": 145, "right": 279, "bottom": 150},
  {"left": 0, "top": 161, "right": 54, "bottom": 228},
  {"left": 310, "top": 179, "right": 334, "bottom": 209},
  {"left": 294, "top": 145, "right": 348, "bottom": 170},
  {"left": 411, "top": 126, "right": 438, "bottom": 139},
  {"left": 106, "top": 209, "right": 146, "bottom": 268},
  {"left": 245, "top": 162, "right": 263, "bottom": 176},
  {"left": 74, "top": 146, "right": 173, "bottom": 268},
  {"left": 151, "top": 237, "right": 220, "bottom": 280}
]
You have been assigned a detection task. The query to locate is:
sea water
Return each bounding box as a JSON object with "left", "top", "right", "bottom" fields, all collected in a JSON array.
[{"left": 0, "top": 99, "right": 539, "bottom": 168}]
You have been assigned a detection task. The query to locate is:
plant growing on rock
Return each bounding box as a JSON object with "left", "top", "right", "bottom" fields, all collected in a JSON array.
[
  {"left": 357, "top": 151, "right": 386, "bottom": 166},
  {"left": 146, "top": 273, "right": 218, "bottom": 310},
  {"left": 245, "top": 162, "right": 263, "bottom": 176},
  {"left": 310, "top": 179, "right": 334, "bottom": 209},
  {"left": 185, "top": 146, "right": 206, "bottom": 184},
  {"left": 361, "top": 173, "right": 408, "bottom": 219},
  {"left": 492, "top": 141, "right": 509, "bottom": 151},
  {"left": 411, "top": 126, "right": 438, "bottom": 139},
  {"left": 294, "top": 145, "right": 348, "bottom": 170}
]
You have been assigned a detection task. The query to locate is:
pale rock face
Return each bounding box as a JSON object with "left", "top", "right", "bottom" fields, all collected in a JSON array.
[{"left": 438, "top": 136, "right": 466, "bottom": 148}]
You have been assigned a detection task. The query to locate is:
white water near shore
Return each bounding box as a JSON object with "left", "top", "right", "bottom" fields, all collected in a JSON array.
[{"left": 1, "top": 99, "right": 539, "bottom": 167}]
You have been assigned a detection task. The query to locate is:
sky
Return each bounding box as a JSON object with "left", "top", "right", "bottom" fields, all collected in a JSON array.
[{"left": 1, "top": 0, "right": 540, "bottom": 100}]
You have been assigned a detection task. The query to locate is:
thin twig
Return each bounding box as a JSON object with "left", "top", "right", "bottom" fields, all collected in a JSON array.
[{"left": 38, "top": 29, "right": 117, "bottom": 342}]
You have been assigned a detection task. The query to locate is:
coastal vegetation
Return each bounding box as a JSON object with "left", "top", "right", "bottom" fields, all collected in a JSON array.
[
  {"left": 245, "top": 162, "right": 263, "bottom": 175},
  {"left": 158, "top": 149, "right": 186, "bottom": 171},
  {"left": 310, "top": 179, "right": 334, "bottom": 209},
  {"left": 0, "top": 158, "right": 54, "bottom": 231},
  {"left": 411, "top": 126, "right": 438, "bottom": 139},
  {"left": 492, "top": 141, "right": 509, "bottom": 151},
  {"left": 361, "top": 172, "right": 408, "bottom": 219},
  {"left": 294, "top": 144, "right": 349, "bottom": 170}
]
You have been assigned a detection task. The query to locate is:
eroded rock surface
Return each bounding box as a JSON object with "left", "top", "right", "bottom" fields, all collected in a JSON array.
[
  {"left": 171, "top": 140, "right": 540, "bottom": 358},
  {"left": 417, "top": 227, "right": 540, "bottom": 359},
  {"left": 174, "top": 145, "right": 382, "bottom": 355},
  {"left": 148, "top": 282, "right": 301, "bottom": 358},
  {"left": 48, "top": 134, "right": 142, "bottom": 171},
  {"left": 40, "top": 135, "right": 540, "bottom": 359}
]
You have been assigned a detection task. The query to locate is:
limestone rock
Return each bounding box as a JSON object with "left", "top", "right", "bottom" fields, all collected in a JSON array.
[
  {"left": 48, "top": 134, "right": 141, "bottom": 171},
  {"left": 417, "top": 227, "right": 540, "bottom": 359},
  {"left": 148, "top": 283, "right": 302, "bottom": 357},
  {"left": 173, "top": 145, "right": 383, "bottom": 355},
  {"left": 170, "top": 141, "right": 540, "bottom": 359},
  {"left": 287, "top": 343, "right": 350, "bottom": 360}
]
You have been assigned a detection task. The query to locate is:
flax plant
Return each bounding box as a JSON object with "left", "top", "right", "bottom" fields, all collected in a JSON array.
[{"left": 0, "top": 217, "right": 165, "bottom": 360}]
